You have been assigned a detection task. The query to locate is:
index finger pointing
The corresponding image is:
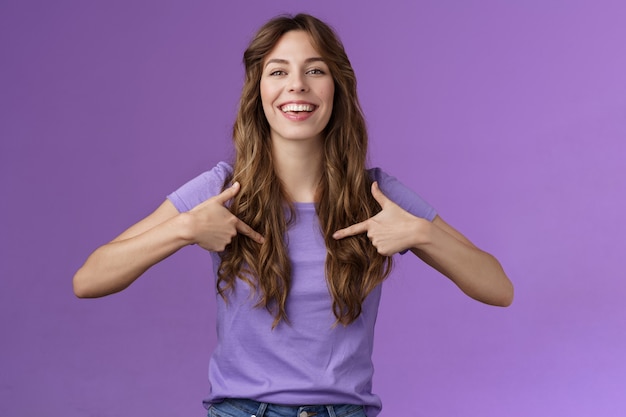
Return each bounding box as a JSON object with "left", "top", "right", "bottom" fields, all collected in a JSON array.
[
  {"left": 332, "top": 221, "right": 369, "bottom": 240},
  {"left": 235, "top": 219, "right": 265, "bottom": 244}
]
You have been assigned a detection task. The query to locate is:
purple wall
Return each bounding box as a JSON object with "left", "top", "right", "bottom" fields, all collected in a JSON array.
[{"left": 2, "top": 1, "right": 625, "bottom": 416}]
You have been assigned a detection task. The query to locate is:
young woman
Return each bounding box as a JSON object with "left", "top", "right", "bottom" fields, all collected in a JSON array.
[{"left": 73, "top": 13, "right": 513, "bottom": 417}]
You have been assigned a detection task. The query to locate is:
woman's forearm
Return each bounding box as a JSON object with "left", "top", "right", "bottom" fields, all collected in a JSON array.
[
  {"left": 411, "top": 216, "right": 513, "bottom": 306},
  {"left": 72, "top": 213, "right": 193, "bottom": 298}
]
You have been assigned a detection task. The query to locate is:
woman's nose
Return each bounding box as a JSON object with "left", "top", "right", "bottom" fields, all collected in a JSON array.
[{"left": 288, "top": 73, "right": 308, "bottom": 92}]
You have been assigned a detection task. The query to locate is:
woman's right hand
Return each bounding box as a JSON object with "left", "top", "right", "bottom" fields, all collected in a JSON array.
[
  {"left": 73, "top": 182, "right": 262, "bottom": 298},
  {"left": 184, "top": 181, "right": 264, "bottom": 251}
]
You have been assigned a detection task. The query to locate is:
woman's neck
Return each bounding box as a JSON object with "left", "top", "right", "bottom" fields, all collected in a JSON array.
[{"left": 272, "top": 138, "right": 323, "bottom": 203}]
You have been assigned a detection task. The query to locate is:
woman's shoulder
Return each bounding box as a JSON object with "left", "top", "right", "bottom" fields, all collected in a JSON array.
[
  {"left": 166, "top": 161, "right": 234, "bottom": 212},
  {"left": 367, "top": 166, "right": 401, "bottom": 189},
  {"left": 206, "top": 161, "right": 234, "bottom": 182},
  {"left": 367, "top": 167, "right": 437, "bottom": 221},
  {"left": 367, "top": 166, "right": 389, "bottom": 183}
]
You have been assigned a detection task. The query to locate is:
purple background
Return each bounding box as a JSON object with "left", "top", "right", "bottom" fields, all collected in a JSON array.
[{"left": 2, "top": 1, "right": 625, "bottom": 416}]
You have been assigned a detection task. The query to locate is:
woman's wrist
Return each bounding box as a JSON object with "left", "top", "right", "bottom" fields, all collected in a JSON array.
[
  {"left": 409, "top": 216, "right": 433, "bottom": 250},
  {"left": 172, "top": 212, "right": 198, "bottom": 246}
]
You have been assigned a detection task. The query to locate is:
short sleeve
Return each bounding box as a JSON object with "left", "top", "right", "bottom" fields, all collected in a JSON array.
[
  {"left": 369, "top": 167, "right": 437, "bottom": 221},
  {"left": 369, "top": 168, "right": 437, "bottom": 255},
  {"left": 166, "top": 162, "right": 234, "bottom": 212}
]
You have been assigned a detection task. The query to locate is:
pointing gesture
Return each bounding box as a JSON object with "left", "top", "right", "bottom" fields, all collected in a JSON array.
[
  {"left": 333, "top": 182, "right": 428, "bottom": 256},
  {"left": 187, "top": 182, "right": 264, "bottom": 252}
]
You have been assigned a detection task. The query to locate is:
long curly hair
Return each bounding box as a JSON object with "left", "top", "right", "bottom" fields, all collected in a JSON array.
[{"left": 218, "top": 13, "right": 393, "bottom": 327}]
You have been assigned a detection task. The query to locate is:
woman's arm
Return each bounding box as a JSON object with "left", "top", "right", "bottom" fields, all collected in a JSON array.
[
  {"left": 73, "top": 182, "right": 263, "bottom": 298},
  {"left": 409, "top": 215, "right": 513, "bottom": 306},
  {"left": 73, "top": 199, "right": 190, "bottom": 298},
  {"left": 333, "top": 182, "right": 513, "bottom": 306}
]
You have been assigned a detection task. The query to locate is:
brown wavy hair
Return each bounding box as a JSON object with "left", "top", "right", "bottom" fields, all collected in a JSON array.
[{"left": 218, "top": 13, "right": 393, "bottom": 327}]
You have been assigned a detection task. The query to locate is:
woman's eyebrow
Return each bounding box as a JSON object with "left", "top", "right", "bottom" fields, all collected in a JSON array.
[{"left": 264, "top": 57, "right": 325, "bottom": 68}]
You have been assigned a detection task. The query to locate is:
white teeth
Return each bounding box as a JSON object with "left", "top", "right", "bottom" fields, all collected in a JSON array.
[{"left": 281, "top": 103, "right": 315, "bottom": 112}]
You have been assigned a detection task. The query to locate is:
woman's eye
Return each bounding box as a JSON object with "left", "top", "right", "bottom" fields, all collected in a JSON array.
[
  {"left": 269, "top": 70, "right": 286, "bottom": 76},
  {"left": 307, "top": 68, "right": 325, "bottom": 75}
]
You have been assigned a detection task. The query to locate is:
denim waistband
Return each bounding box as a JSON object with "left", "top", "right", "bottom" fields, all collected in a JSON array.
[{"left": 208, "top": 398, "right": 366, "bottom": 417}]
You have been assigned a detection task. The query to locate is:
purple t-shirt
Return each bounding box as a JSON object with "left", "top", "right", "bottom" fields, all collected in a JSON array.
[{"left": 167, "top": 162, "right": 436, "bottom": 417}]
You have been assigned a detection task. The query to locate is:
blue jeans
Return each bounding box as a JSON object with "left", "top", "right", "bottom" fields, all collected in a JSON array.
[{"left": 207, "top": 398, "right": 367, "bottom": 417}]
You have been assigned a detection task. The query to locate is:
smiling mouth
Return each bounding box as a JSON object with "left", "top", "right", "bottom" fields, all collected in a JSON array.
[{"left": 280, "top": 103, "right": 316, "bottom": 113}]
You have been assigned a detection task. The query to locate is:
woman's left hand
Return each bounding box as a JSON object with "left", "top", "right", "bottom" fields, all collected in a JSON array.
[
  {"left": 332, "top": 181, "right": 427, "bottom": 256},
  {"left": 333, "top": 181, "right": 513, "bottom": 306}
]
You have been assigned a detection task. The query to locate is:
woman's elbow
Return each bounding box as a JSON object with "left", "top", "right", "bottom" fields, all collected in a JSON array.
[
  {"left": 72, "top": 268, "right": 105, "bottom": 298},
  {"left": 72, "top": 270, "right": 91, "bottom": 298},
  {"left": 471, "top": 279, "right": 514, "bottom": 307},
  {"left": 497, "top": 292, "right": 514, "bottom": 307},
  {"left": 493, "top": 281, "right": 514, "bottom": 307}
]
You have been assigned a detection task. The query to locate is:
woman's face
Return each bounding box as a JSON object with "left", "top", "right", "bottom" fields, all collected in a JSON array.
[{"left": 260, "top": 30, "right": 335, "bottom": 146}]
